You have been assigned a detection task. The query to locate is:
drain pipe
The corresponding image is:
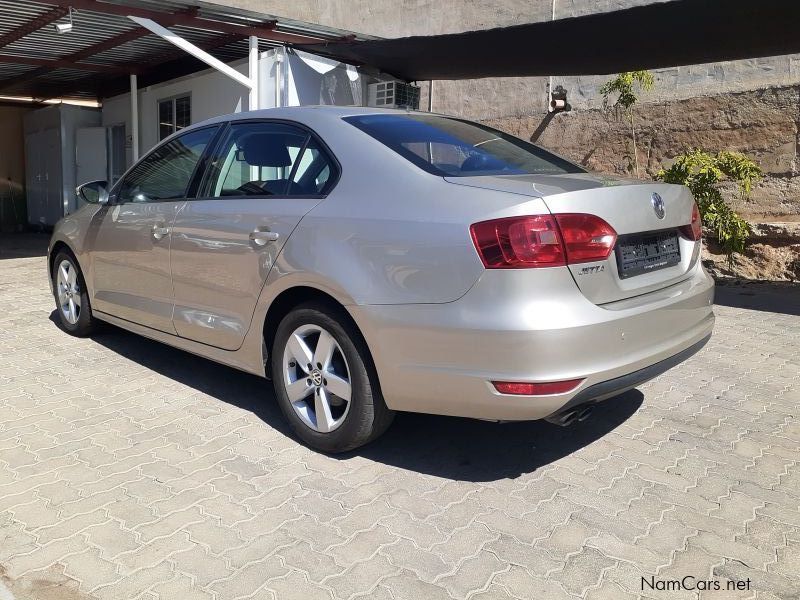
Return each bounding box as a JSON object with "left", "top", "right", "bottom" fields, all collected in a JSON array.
[
  {"left": 130, "top": 73, "right": 139, "bottom": 162},
  {"left": 547, "top": 0, "right": 556, "bottom": 112}
]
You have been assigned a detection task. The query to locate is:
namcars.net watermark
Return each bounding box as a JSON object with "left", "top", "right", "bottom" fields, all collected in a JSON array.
[{"left": 642, "top": 576, "right": 752, "bottom": 592}]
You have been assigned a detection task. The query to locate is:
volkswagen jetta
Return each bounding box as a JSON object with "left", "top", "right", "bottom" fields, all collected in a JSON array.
[{"left": 49, "top": 107, "right": 714, "bottom": 452}]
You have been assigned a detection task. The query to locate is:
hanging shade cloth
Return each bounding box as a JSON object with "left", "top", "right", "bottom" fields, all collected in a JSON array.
[{"left": 296, "top": 0, "right": 800, "bottom": 81}]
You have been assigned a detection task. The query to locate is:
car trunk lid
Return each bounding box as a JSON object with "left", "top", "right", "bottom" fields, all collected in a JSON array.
[{"left": 446, "top": 173, "right": 701, "bottom": 304}]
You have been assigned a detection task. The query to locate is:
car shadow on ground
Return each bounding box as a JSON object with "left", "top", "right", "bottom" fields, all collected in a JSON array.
[
  {"left": 714, "top": 281, "right": 800, "bottom": 317},
  {"left": 350, "top": 393, "right": 642, "bottom": 481},
  {"left": 54, "top": 313, "right": 643, "bottom": 482}
]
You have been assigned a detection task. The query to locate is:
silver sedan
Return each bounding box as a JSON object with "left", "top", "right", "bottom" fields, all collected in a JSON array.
[{"left": 49, "top": 106, "right": 714, "bottom": 452}]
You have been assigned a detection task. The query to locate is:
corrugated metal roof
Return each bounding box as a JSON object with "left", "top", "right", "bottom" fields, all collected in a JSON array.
[{"left": 0, "top": 0, "right": 373, "bottom": 101}]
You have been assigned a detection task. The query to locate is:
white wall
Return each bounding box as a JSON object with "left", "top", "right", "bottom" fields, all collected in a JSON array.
[{"left": 102, "top": 58, "right": 251, "bottom": 167}]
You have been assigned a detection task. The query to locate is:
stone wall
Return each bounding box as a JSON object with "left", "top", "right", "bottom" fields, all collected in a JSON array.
[{"left": 486, "top": 86, "right": 800, "bottom": 219}]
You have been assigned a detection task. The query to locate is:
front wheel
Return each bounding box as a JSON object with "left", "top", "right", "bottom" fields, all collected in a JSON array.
[
  {"left": 52, "top": 251, "right": 97, "bottom": 337},
  {"left": 271, "top": 303, "right": 393, "bottom": 453}
]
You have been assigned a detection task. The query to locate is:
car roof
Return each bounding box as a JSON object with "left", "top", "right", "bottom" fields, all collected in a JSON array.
[{"left": 190, "top": 105, "right": 442, "bottom": 130}]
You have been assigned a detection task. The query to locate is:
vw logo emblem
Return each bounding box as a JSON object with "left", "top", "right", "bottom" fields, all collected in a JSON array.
[
  {"left": 310, "top": 369, "right": 323, "bottom": 386},
  {"left": 651, "top": 192, "right": 666, "bottom": 219}
]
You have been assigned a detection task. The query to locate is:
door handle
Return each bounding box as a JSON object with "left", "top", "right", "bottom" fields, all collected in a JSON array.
[
  {"left": 152, "top": 224, "right": 170, "bottom": 240},
  {"left": 249, "top": 229, "right": 280, "bottom": 246}
]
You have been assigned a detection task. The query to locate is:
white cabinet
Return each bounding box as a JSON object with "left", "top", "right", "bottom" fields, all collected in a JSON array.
[{"left": 24, "top": 104, "right": 103, "bottom": 226}]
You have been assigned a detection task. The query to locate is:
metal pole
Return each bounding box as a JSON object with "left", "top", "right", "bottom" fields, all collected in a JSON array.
[
  {"left": 428, "top": 80, "right": 434, "bottom": 112},
  {"left": 274, "top": 48, "right": 283, "bottom": 108},
  {"left": 248, "top": 36, "right": 259, "bottom": 110},
  {"left": 130, "top": 73, "right": 139, "bottom": 162}
]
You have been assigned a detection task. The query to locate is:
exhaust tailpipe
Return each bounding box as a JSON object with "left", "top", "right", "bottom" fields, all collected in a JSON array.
[
  {"left": 576, "top": 405, "right": 594, "bottom": 422},
  {"left": 546, "top": 408, "right": 578, "bottom": 427},
  {"left": 545, "top": 404, "right": 594, "bottom": 427}
]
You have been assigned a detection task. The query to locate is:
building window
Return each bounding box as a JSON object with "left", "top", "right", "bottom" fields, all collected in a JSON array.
[{"left": 158, "top": 95, "right": 191, "bottom": 140}]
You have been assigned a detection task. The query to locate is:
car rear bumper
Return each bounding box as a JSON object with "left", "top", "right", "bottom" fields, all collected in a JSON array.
[
  {"left": 349, "top": 263, "right": 715, "bottom": 421},
  {"left": 543, "top": 333, "right": 710, "bottom": 422}
]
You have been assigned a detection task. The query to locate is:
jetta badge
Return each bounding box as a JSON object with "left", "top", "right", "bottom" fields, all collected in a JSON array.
[{"left": 651, "top": 192, "right": 666, "bottom": 219}]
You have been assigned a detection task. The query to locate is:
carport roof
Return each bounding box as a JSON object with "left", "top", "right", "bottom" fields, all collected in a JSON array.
[{"left": 0, "top": 0, "right": 374, "bottom": 101}]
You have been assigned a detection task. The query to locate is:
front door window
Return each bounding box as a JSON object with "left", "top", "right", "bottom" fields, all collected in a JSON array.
[{"left": 117, "top": 126, "right": 217, "bottom": 203}]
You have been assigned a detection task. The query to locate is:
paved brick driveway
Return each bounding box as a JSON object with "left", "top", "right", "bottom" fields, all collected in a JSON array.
[{"left": 1, "top": 236, "right": 799, "bottom": 600}]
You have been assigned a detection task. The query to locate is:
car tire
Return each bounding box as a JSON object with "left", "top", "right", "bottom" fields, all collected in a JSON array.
[
  {"left": 52, "top": 251, "right": 97, "bottom": 337},
  {"left": 271, "top": 302, "right": 394, "bottom": 453}
]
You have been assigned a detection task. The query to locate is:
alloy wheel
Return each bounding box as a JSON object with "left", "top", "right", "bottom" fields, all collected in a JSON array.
[
  {"left": 56, "top": 259, "right": 81, "bottom": 325},
  {"left": 282, "top": 324, "right": 352, "bottom": 433}
]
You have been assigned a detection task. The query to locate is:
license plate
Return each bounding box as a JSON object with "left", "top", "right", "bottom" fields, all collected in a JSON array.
[{"left": 615, "top": 230, "right": 681, "bottom": 279}]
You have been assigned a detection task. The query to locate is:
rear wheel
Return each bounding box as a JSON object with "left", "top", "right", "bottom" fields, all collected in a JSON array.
[
  {"left": 271, "top": 303, "right": 393, "bottom": 453},
  {"left": 52, "top": 251, "right": 97, "bottom": 337}
]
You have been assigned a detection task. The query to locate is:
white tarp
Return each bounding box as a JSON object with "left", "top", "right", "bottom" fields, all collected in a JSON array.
[{"left": 259, "top": 48, "right": 365, "bottom": 109}]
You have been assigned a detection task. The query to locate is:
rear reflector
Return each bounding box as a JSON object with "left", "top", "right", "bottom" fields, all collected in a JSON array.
[
  {"left": 492, "top": 379, "right": 584, "bottom": 396},
  {"left": 679, "top": 201, "right": 702, "bottom": 241},
  {"left": 471, "top": 213, "right": 616, "bottom": 268}
]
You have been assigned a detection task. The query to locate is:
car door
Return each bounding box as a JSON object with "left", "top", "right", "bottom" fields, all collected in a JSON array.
[
  {"left": 170, "top": 120, "right": 338, "bottom": 350},
  {"left": 88, "top": 126, "right": 219, "bottom": 333}
]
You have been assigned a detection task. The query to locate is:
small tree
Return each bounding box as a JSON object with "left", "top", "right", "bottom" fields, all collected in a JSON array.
[
  {"left": 657, "top": 149, "right": 761, "bottom": 264},
  {"left": 600, "top": 70, "right": 655, "bottom": 178}
]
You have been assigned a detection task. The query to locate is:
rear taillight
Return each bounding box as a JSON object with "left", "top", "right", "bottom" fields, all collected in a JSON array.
[
  {"left": 554, "top": 214, "right": 617, "bottom": 264},
  {"left": 470, "top": 215, "right": 565, "bottom": 268},
  {"left": 680, "top": 201, "right": 702, "bottom": 241},
  {"left": 470, "top": 213, "right": 616, "bottom": 269}
]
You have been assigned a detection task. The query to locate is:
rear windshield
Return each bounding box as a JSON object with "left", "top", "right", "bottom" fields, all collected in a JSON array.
[{"left": 344, "top": 113, "right": 584, "bottom": 177}]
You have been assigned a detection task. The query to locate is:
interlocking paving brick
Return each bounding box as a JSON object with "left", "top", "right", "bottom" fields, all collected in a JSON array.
[
  {"left": 435, "top": 550, "right": 507, "bottom": 598},
  {"left": 323, "top": 553, "right": 397, "bottom": 599},
  {"left": 378, "top": 571, "right": 454, "bottom": 600},
  {"left": 327, "top": 524, "right": 396, "bottom": 569},
  {"left": 60, "top": 547, "right": 119, "bottom": 591},
  {"left": 1, "top": 246, "right": 799, "bottom": 599},
  {"left": 265, "top": 570, "right": 334, "bottom": 600},
  {"left": 380, "top": 537, "right": 450, "bottom": 582},
  {"left": 493, "top": 565, "right": 575, "bottom": 600}
]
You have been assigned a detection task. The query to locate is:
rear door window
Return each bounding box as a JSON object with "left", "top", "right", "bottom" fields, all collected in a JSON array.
[{"left": 202, "top": 122, "right": 337, "bottom": 197}]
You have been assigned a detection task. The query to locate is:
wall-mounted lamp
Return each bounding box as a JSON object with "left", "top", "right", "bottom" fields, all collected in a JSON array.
[
  {"left": 548, "top": 84, "right": 569, "bottom": 113},
  {"left": 54, "top": 7, "right": 74, "bottom": 34}
]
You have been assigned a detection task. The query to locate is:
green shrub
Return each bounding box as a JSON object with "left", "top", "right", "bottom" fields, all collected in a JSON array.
[{"left": 656, "top": 149, "right": 761, "bottom": 261}]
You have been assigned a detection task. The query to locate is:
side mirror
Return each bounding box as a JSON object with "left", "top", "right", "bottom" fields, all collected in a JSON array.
[{"left": 76, "top": 180, "right": 109, "bottom": 205}]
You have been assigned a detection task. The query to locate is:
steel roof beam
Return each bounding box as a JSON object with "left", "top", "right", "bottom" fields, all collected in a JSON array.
[
  {"left": 0, "top": 6, "right": 69, "bottom": 49},
  {"left": 0, "top": 54, "right": 126, "bottom": 72},
  {"left": 43, "top": 0, "right": 324, "bottom": 44}
]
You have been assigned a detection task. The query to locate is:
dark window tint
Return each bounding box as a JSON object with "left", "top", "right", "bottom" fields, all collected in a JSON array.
[
  {"left": 117, "top": 127, "right": 217, "bottom": 203},
  {"left": 344, "top": 114, "right": 584, "bottom": 177},
  {"left": 204, "top": 122, "right": 337, "bottom": 197}
]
